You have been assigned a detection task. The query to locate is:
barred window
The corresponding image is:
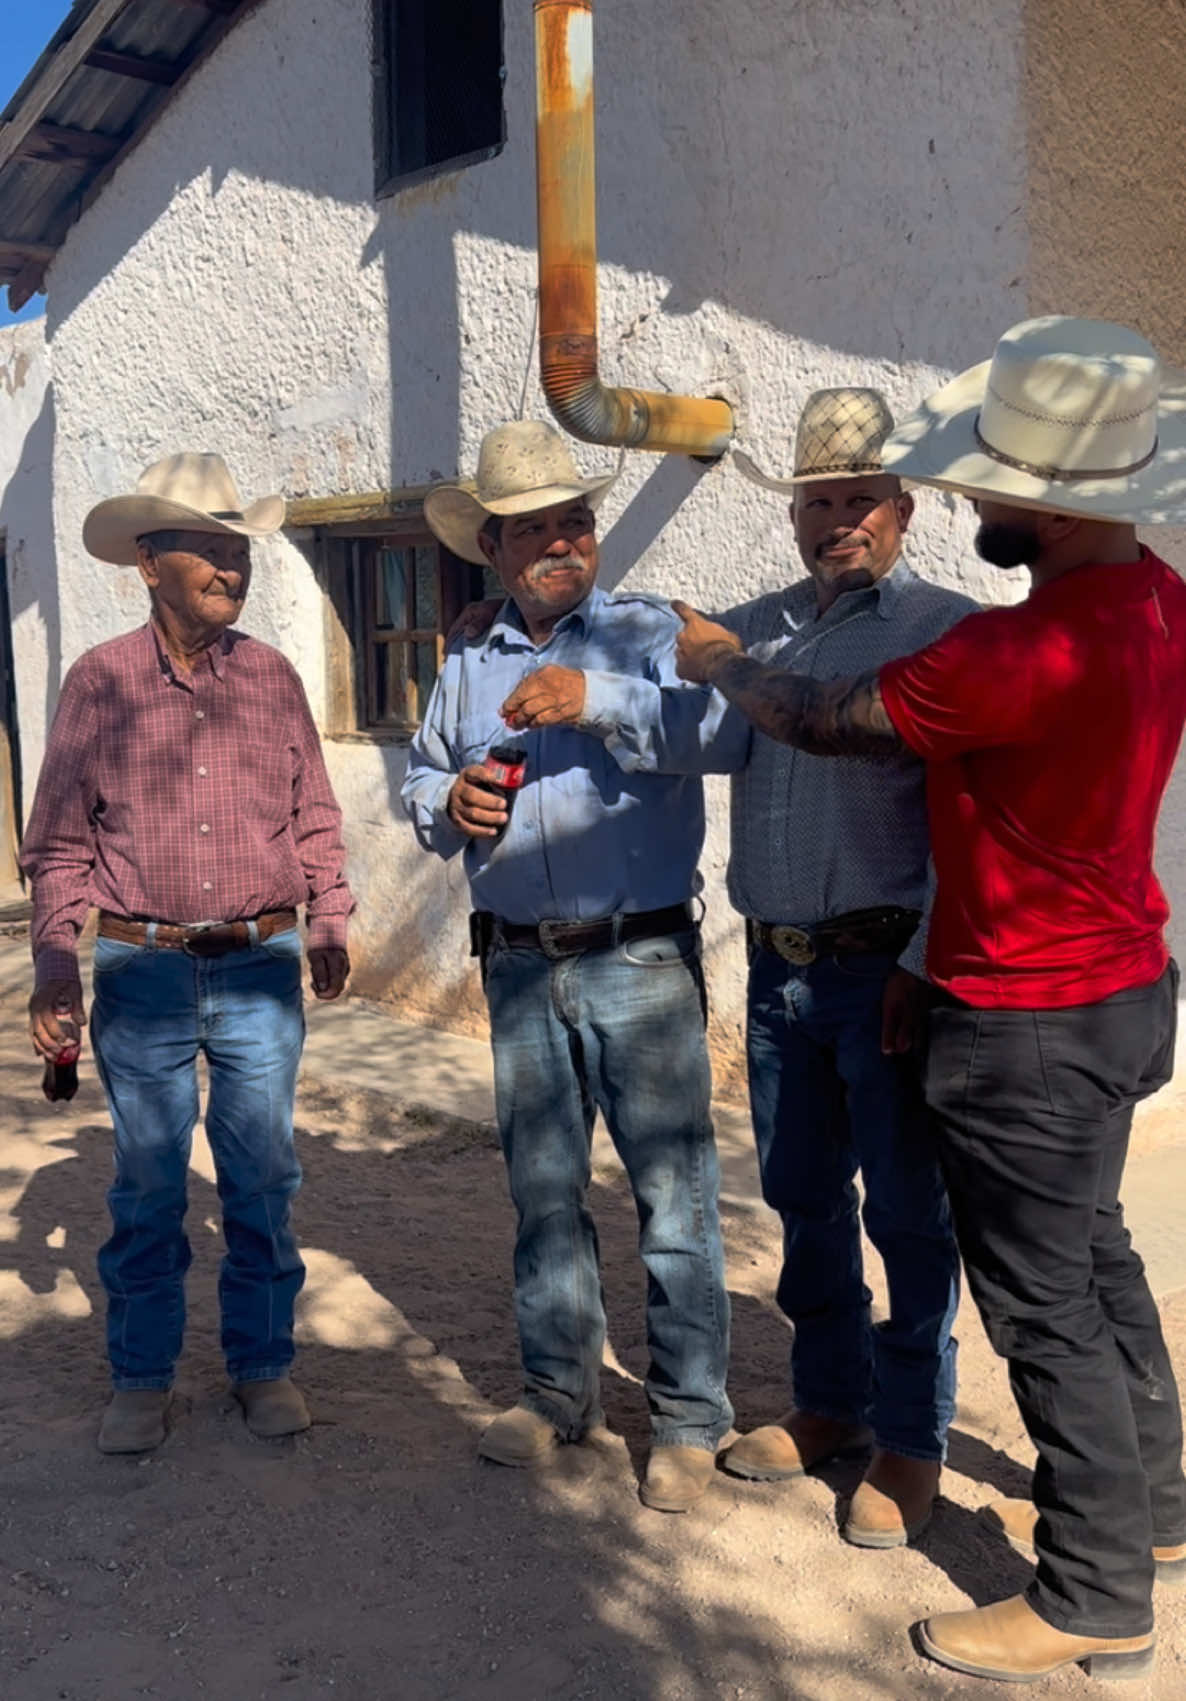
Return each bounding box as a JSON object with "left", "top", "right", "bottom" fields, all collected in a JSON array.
[{"left": 374, "top": 0, "right": 506, "bottom": 196}]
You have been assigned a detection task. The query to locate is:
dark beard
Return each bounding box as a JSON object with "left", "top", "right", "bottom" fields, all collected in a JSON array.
[{"left": 975, "top": 520, "right": 1040, "bottom": 569}]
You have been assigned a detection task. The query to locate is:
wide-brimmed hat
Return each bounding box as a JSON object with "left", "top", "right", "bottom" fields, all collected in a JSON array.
[
  {"left": 734, "top": 388, "right": 903, "bottom": 493},
  {"left": 84, "top": 452, "right": 286, "bottom": 566},
  {"left": 881, "top": 316, "right": 1186, "bottom": 523},
  {"left": 423, "top": 421, "right": 619, "bottom": 565}
]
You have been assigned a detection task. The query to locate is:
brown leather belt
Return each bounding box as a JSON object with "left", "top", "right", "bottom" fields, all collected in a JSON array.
[
  {"left": 471, "top": 902, "right": 694, "bottom": 962},
  {"left": 750, "top": 907, "right": 920, "bottom": 967},
  {"left": 98, "top": 909, "right": 298, "bottom": 958}
]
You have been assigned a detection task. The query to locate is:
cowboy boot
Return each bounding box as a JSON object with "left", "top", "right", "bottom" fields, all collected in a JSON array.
[
  {"left": 233, "top": 1376, "right": 311, "bottom": 1438},
  {"left": 723, "top": 1409, "right": 872, "bottom": 1482},
  {"left": 984, "top": 1496, "right": 1186, "bottom": 1585},
  {"left": 478, "top": 1404, "right": 558, "bottom": 1466},
  {"left": 917, "top": 1594, "right": 1154, "bottom": 1682},
  {"left": 640, "top": 1445, "right": 717, "bottom": 1513},
  {"left": 844, "top": 1448, "right": 940, "bottom": 1548},
  {"left": 98, "top": 1389, "right": 170, "bottom": 1455}
]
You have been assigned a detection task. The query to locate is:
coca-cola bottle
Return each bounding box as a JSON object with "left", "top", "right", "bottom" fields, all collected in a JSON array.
[
  {"left": 478, "top": 743, "right": 527, "bottom": 840},
  {"left": 42, "top": 998, "right": 81, "bottom": 1103}
]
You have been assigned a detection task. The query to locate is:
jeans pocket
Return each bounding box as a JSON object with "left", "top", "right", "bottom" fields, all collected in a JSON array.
[
  {"left": 93, "top": 936, "right": 145, "bottom": 975},
  {"left": 260, "top": 927, "right": 303, "bottom": 959},
  {"left": 619, "top": 928, "right": 699, "bottom": 968},
  {"left": 832, "top": 950, "right": 896, "bottom": 983}
]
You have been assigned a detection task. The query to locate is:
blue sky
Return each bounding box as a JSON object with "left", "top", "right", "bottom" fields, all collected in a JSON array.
[{"left": 1, "top": 1, "right": 75, "bottom": 326}]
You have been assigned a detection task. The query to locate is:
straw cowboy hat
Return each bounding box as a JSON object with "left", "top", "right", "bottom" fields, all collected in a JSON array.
[
  {"left": 83, "top": 452, "right": 286, "bottom": 566},
  {"left": 734, "top": 388, "right": 904, "bottom": 493},
  {"left": 423, "top": 421, "right": 619, "bottom": 565},
  {"left": 881, "top": 316, "right": 1186, "bottom": 524}
]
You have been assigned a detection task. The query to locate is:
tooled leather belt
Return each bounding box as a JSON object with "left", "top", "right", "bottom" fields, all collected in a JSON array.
[
  {"left": 98, "top": 909, "right": 298, "bottom": 958},
  {"left": 475, "top": 902, "right": 694, "bottom": 961},
  {"left": 750, "top": 907, "right": 920, "bottom": 967}
]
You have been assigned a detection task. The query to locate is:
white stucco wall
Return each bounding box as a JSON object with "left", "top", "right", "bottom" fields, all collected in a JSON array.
[{"left": 19, "top": 0, "right": 1039, "bottom": 1085}]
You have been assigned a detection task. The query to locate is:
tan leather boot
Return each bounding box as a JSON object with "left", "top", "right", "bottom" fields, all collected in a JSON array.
[
  {"left": 722, "top": 1409, "right": 872, "bottom": 1482},
  {"left": 98, "top": 1389, "right": 170, "bottom": 1455},
  {"left": 844, "top": 1448, "right": 940, "bottom": 1548},
  {"left": 233, "top": 1376, "right": 311, "bottom": 1438},
  {"left": 478, "top": 1404, "right": 558, "bottom": 1466},
  {"left": 984, "top": 1496, "right": 1186, "bottom": 1585},
  {"left": 640, "top": 1445, "right": 716, "bottom": 1512},
  {"left": 918, "top": 1594, "right": 1154, "bottom": 1682}
]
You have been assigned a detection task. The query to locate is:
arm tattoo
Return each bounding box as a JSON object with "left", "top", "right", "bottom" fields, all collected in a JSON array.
[{"left": 707, "top": 655, "right": 904, "bottom": 758}]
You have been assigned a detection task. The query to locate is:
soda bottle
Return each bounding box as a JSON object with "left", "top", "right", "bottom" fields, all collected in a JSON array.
[
  {"left": 478, "top": 742, "right": 527, "bottom": 840},
  {"left": 42, "top": 998, "right": 81, "bottom": 1104}
]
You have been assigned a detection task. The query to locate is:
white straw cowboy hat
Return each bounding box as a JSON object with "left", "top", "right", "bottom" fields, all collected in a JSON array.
[
  {"left": 83, "top": 452, "right": 286, "bottom": 566},
  {"left": 734, "top": 388, "right": 907, "bottom": 493},
  {"left": 881, "top": 316, "right": 1186, "bottom": 523},
  {"left": 423, "top": 421, "right": 619, "bottom": 565}
]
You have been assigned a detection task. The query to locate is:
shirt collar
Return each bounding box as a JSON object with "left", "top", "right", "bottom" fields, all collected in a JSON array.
[
  {"left": 147, "top": 619, "right": 232, "bottom": 681},
  {"left": 781, "top": 557, "right": 914, "bottom": 632},
  {"left": 484, "top": 583, "right": 603, "bottom": 655}
]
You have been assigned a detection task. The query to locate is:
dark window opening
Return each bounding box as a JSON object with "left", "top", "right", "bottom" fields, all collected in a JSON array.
[{"left": 374, "top": 0, "right": 506, "bottom": 196}]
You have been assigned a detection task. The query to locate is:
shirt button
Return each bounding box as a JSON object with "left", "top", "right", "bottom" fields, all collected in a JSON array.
[
  {"left": 202, "top": 881, "right": 213, "bottom": 892},
  {"left": 199, "top": 823, "right": 210, "bottom": 834},
  {"left": 197, "top": 766, "right": 208, "bottom": 777},
  {"left": 195, "top": 709, "right": 205, "bottom": 721}
]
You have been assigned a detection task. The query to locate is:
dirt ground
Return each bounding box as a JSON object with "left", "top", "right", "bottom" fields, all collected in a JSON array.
[{"left": 1, "top": 962, "right": 1185, "bottom": 1700}]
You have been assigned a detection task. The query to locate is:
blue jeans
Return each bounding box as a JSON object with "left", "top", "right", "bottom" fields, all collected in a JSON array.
[
  {"left": 483, "top": 927, "right": 732, "bottom": 1450},
  {"left": 746, "top": 946, "right": 959, "bottom": 1461},
  {"left": 89, "top": 930, "right": 306, "bottom": 1390}
]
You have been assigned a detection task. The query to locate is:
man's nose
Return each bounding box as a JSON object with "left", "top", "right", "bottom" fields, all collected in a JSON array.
[{"left": 543, "top": 532, "right": 570, "bottom": 556}]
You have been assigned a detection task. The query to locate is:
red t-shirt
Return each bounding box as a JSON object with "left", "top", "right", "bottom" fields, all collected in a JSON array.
[{"left": 880, "top": 551, "right": 1186, "bottom": 1009}]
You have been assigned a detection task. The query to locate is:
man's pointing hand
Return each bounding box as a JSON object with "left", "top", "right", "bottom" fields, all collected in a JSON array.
[{"left": 671, "top": 600, "right": 743, "bottom": 684}]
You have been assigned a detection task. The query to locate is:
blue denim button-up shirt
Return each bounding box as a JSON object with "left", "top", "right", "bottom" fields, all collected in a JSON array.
[{"left": 401, "top": 585, "right": 725, "bottom": 924}]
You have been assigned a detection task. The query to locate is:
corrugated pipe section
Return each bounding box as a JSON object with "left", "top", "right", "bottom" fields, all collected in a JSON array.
[{"left": 535, "top": 0, "right": 734, "bottom": 458}]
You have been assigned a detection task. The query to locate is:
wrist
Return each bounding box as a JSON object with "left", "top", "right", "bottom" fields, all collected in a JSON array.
[{"left": 703, "top": 642, "right": 742, "bottom": 685}]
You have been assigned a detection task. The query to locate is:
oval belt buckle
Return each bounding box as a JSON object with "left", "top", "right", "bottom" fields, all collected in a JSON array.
[{"left": 772, "top": 925, "right": 816, "bottom": 966}]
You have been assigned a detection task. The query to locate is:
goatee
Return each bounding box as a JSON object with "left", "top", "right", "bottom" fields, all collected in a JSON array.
[{"left": 975, "top": 520, "right": 1041, "bottom": 569}]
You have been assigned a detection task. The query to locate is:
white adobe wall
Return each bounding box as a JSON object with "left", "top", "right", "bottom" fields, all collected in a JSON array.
[
  {"left": 39, "top": 0, "right": 1184, "bottom": 1094},
  {"left": 0, "top": 315, "right": 53, "bottom": 812}
]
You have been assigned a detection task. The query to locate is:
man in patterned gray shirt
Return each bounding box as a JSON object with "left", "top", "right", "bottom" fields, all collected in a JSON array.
[{"left": 696, "top": 389, "right": 978, "bottom": 1547}]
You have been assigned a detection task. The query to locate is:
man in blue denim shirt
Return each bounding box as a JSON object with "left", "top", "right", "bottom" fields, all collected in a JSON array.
[
  {"left": 402, "top": 421, "right": 732, "bottom": 1512},
  {"left": 487, "top": 393, "right": 976, "bottom": 1548}
]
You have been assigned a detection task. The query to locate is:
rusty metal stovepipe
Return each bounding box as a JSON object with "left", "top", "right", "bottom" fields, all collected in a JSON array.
[{"left": 534, "top": 0, "right": 734, "bottom": 458}]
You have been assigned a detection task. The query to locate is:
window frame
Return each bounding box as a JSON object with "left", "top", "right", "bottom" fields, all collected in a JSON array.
[
  {"left": 372, "top": 0, "right": 507, "bottom": 199},
  {"left": 312, "top": 511, "right": 500, "bottom": 743}
]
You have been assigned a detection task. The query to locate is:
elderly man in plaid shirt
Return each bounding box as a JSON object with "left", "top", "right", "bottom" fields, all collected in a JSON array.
[{"left": 22, "top": 453, "right": 353, "bottom": 1456}]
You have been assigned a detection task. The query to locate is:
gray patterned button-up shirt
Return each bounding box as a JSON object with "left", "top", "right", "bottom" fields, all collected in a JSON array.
[{"left": 718, "top": 562, "right": 978, "bottom": 930}]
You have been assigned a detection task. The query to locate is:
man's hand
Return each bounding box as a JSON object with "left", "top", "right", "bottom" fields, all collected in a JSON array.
[
  {"left": 671, "top": 600, "right": 743, "bottom": 684},
  {"left": 880, "top": 968, "right": 931, "bottom": 1055},
  {"left": 446, "top": 598, "right": 503, "bottom": 647},
  {"left": 447, "top": 765, "right": 509, "bottom": 838},
  {"left": 501, "top": 666, "right": 586, "bottom": 731},
  {"left": 29, "top": 977, "right": 86, "bottom": 1062},
  {"left": 309, "top": 948, "right": 350, "bottom": 1002}
]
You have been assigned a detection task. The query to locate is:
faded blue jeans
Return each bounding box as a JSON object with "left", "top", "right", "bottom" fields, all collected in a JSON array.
[
  {"left": 89, "top": 929, "right": 306, "bottom": 1390},
  {"left": 483, "top": 926, "right": 733, "bottom": 1450},
  {"left": 746, "top": 946, "right": 959, "bottom": 1461}
]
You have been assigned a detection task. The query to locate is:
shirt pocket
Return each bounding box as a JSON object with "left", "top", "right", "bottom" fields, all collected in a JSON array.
[{"left": 456, "top": 715, "right": 504, "bottom": 768}]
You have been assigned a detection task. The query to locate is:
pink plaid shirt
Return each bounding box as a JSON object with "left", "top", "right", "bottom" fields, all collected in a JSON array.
[{"left": 22, "top": 623, "right": 353, "bottom": 986}]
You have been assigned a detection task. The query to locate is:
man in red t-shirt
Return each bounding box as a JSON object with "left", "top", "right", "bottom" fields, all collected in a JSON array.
[{"left": 673, "top": 316, "right": 1186, "bottom": 1684}]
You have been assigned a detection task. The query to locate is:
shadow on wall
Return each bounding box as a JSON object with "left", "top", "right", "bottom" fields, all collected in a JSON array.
[{"left": 0, "top": 382, "right": 60, "bottom": 807}]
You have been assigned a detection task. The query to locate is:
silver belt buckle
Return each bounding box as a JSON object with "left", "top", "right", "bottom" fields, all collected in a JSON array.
[
  {"left": 537, "top": 919, "right": 570, "bottom": 960},
  {"left": 771, "top": 925, "right": 816, "bottom": 966}
]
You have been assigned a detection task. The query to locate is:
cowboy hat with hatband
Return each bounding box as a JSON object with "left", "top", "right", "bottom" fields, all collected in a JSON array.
[
  {"left": 83, "top": 452, "right": 286, "bottom": 567},
  {"left": 734, "top": 387, "right": 912, "bottom": 493},
  {"left": 423, "top": 421, "right": 620, "bottom": 566},
  {"left": 881, "top": 316, "right": 1186, "bottom": 524}
]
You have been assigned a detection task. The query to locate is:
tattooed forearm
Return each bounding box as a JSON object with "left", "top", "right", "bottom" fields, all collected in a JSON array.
[{"left": 706, "top": 656, "right": 904, "bottom": 758}]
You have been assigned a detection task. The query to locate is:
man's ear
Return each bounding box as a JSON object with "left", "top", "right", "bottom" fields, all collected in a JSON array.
[
  {"left": 135, "top": 540, "right": 161, "bottom": 592},
  {"left": 477, "top": 531, "right": 498, "bottom": 568},
  {"left": 896, "top": 492, "right": 915, "bottom": 532}
]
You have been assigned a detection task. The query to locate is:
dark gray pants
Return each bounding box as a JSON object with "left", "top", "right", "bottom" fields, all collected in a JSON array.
[{"left": 926, "top": 965, "right": 1186, "bottom": 1637}]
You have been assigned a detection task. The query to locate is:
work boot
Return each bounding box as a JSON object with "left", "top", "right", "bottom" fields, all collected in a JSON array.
[
  {"left": 723, "top": 1410, "right": 872, "bottom": 1482},
  {"left": 917, "top": 1594, "right": 1155, "bottom": 1682},
  {"left": 478, "top": 1404, "right": 558, "bottom": 1466},
  {"left": 98, "top": 1389, "right": 170, "bottom": 1455},
  {"left": 844, "top": 1449, "right": 940, "bottom": 1548},
  {"left": 233, "top": 1376, "right": 311, "bottom": 1438},
  {"left": 640, "top": 1445, "right": 716, "bottom": 1513},
  {"left": 984, "top": 1496, "right": 1186, "bottom": 1585}
]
